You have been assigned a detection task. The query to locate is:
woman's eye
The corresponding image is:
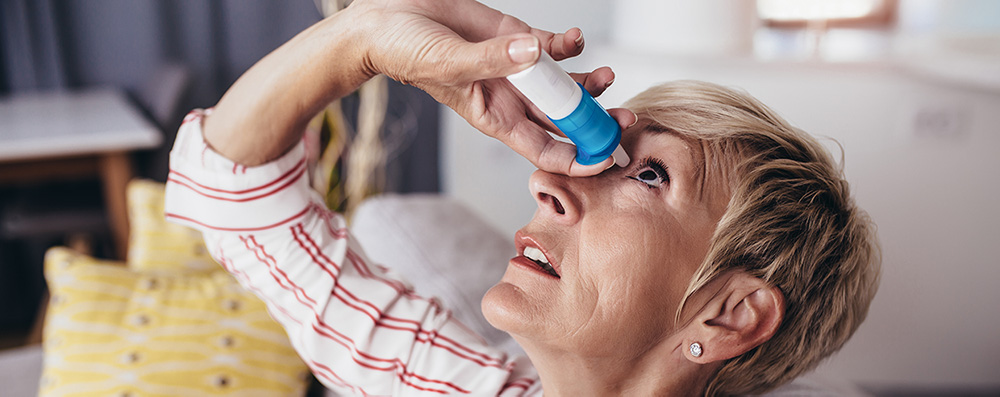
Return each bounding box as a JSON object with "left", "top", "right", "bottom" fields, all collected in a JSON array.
[{"left": 628, "top": 158, "right": 669, "bottom": 189}]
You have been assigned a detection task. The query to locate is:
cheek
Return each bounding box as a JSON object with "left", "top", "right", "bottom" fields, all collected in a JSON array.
[
  {"left": 579, "top": 209, "right": 689, "bottom": 311},
  {"left": 577, "top": 214, "right": 677, "bottom": 310},
  {"left": 572, "top": 240, "right": 680, "bottom": 353}
]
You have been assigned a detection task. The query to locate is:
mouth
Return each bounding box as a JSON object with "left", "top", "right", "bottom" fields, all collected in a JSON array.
[{"left": 515, "top": 232, "right": 560, "bottom": 278}]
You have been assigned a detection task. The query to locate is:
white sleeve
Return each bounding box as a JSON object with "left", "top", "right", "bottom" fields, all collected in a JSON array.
[{"left": 164, "top": 110, "right": 540, "bottom": 396}]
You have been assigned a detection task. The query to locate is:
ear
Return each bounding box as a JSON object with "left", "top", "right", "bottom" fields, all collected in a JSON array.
[{"left": 683, "top": 272, "right": 785, "bottom": 363}]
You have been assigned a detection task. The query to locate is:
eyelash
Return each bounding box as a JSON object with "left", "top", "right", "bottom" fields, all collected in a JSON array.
[{"left": 627, "top": 157, "right": 670, "bottom": 189}]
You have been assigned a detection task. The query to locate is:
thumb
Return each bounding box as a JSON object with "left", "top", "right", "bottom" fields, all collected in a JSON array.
[{"left": 445, "top": 34, "right": 539, "bottom": 81}]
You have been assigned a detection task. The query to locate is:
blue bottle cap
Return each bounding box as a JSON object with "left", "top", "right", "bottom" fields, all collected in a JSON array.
[{"left": 549, "top": 83, "right": 621, "bottom": 165}]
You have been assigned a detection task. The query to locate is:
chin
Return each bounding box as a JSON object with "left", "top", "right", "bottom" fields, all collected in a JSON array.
[{"left": 481, "top": 281, "right": 540, "bottom": 337}]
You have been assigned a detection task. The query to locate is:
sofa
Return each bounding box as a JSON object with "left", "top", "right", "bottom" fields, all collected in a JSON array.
[{"left": 0, "top": 190, "right": 867, "bottom": 396}]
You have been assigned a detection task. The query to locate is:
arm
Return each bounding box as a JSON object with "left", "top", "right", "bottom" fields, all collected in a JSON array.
[
  {"left": 168, "top": 0, "right": 634, "bottom": 394},
  {"left": 167, "top": 112, "right": 539, "bottom": 395},
  {"left": 203, "top": 0, "right": 633, "bottom": 174},
  {"left": 170, "top": 1, "right": 608, "bottom": 393}
]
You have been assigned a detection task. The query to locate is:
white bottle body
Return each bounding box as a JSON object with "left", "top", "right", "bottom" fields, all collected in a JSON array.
[
  {"left": 506, "top": 51, "right": 582, "bottom": 119},
  {"left": 505, "top": 50, "right": 630, "bottom": 167}
]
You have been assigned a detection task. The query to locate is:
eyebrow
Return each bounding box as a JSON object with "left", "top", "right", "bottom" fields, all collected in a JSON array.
[{"left": 644, "top": 122, "right": 676, "bottom": 135}]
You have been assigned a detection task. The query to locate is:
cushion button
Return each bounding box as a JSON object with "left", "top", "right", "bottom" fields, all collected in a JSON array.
[
  {"left": 142, "top": 278, "right": 158, "bottom": 290},
  {"left": 122, "top": 351, "right": 141, "bottom": 364},
  {"left": 133, "top": 314, "right": 150, "bottom": 326}
]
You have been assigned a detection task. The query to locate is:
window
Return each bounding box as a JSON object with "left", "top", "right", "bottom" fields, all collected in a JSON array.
[{"left": 757, "top": 0, "right": 896, "bottom": 28}]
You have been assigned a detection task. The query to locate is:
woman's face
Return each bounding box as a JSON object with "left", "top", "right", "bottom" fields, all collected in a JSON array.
[{"left": 482, "top": 120, "right": 730, "bottom": 359}]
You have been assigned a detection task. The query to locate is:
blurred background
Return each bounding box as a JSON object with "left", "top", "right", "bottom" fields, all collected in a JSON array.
[{"left": 1, "top": 0, "right": 998, "bottom": 395}]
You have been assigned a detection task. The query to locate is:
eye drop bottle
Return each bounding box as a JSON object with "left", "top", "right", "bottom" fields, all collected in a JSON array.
[{"left": 506, "top": 50, "right": 629, "bottom": 167}]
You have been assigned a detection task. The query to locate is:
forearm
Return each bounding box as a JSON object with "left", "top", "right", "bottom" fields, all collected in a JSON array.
[{"left": 204, "top": 11, "right": 373, "bottom": 166}]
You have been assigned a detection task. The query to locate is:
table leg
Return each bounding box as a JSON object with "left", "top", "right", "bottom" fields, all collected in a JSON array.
[{"left": 99, "top": 152, "right": 133, "bottom": 260}]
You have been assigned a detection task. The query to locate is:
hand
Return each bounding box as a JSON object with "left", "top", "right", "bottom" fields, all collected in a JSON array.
[{"left": 348, "top": 0, "right": 637, "bottom": 176}]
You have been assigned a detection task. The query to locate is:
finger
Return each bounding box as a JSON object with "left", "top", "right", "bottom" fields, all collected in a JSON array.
[
  {"left": 569, "top": 66, "right": 615, "bottom": 97},
  {"left": 568, "top": 157, "right": 614, "bottom": 177},
  {"left": 439, "top": 34, "right": 541, "bottom": 82},
  {"left": 526, "top": 109, "right": 562, "bottom": 137},
  {"left": 608, "top": 108, "right": 638, "bottom": 130},
  {"left": 543, "top": 27, "right": 585, "bottom": 61},
  {"left": 502, "top": 120, "right": 615, "bottom": 177},
  {"left": 502, "top": 120, "right": 573, "bottom": 170}
]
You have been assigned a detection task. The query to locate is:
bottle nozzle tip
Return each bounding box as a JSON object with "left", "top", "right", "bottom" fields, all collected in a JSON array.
[{"left": 612, "top": 144, "right": 630, "bottom": 168}]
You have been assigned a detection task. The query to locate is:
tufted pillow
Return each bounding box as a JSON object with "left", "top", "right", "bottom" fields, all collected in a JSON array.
[
  {"left": 126, "top": 179, "right": 218, "bottom": 273},
  {"left": 40, "top": 247, "right": 310, "bottom": 396}
]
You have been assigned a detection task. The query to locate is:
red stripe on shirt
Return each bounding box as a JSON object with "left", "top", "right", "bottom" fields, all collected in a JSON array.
[
  {"left": 168, "top": 158, "right": 305, "bottom": 195},
  {"left": 164, "top": 205, "right": 310, "bottom": 232},
  {"left": 291, "top": 225, "right": 428, "bottom": 333},
  {"left": 246, "top": 231, "right": 473, "bottom": 394},
  {"left": 504, "top": 378, "right": 536, "bottom": 391},
  {"left": 309, "top": 321, "right": 467, "bottom": 394},
  {"left": 242, "top": 235, "right": 318, "bottom": 307},
  {"left": 218, "top": 246, "right": 373, "bottom": 395},
  {"left": 291, "top": 223, "right": 343, "bottom": 275},
  {"left": 292, "top": 222, "right": 507, "bottom": 369},
  {"left": 217, "top": 250, "right": 303, "bottom": 326},
  {"left": 167, "top": 162, "right": 305, "bottom": 202},
  {"left": 181, "top": 110, "right": 201, "bottom": 125},
  {"left": 308, "top": 360, "right": 377, "bottom": 396},
  {"left": 343, "top": 246, "right": 506, "bottom": 366}
]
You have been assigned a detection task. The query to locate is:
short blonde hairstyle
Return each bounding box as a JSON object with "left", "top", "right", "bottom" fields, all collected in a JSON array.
[{"left": 624, "top": 81, "right": 881, "bottom": 396}]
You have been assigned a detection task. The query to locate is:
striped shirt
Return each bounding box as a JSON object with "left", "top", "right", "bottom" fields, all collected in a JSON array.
[{"left": 165, "top": 109, "right": 541, "bottom": 396}]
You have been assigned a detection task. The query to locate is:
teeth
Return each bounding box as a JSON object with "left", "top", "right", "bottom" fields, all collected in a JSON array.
[{"left": 523, "top": 246, "right": 549, "bottom": 264}]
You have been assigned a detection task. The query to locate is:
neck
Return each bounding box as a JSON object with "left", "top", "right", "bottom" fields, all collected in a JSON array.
[{"left": 517, "top": 337, "right": 718, "bottom": 397}]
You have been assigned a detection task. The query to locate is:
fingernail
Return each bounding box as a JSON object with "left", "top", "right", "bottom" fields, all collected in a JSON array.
[
  {"left": 508, "top": 37, "right": 539, "bottom": 64},
  {"left": 575, "top": 32, "right": 585, "bottom": 47},
  {"left": 628, "top": 111, "right": 639, "bottom": 128},
  {"left": 604, "top": 78, "right": 615, "bottom": 88}
]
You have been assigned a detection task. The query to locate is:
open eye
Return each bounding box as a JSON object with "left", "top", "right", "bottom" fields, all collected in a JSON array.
[{"left": 627, "top": 157, "right": 669, "bottom": 189}]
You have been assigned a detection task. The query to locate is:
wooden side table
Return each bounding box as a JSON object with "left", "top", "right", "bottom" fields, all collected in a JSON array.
[{"left": 0, "top": 88, "right": 161, "bottom": 259}]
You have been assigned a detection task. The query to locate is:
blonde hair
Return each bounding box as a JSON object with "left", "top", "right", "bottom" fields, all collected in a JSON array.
[{"left": 624, "top": 81, "right": 881, "bottom": 396}]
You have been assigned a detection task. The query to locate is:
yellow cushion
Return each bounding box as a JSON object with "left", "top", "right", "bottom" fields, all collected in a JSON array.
[
  {"left": 126, "top": 179, "right": 217, "bottom": 273},
  {"left": 41, "top": 247, "right": 309, "bottom": 396}
]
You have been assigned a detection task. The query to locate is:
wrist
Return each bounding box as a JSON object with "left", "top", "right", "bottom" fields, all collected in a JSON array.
[{"left": 315, "top": 7, "right": 379, "bottom": 83}]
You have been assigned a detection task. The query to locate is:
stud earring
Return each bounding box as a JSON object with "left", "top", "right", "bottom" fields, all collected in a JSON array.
[{"left": 690, "top": 342, "right": 703, "bottom": 358}]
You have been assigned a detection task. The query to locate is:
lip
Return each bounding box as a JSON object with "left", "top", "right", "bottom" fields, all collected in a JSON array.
[
  {"left": 509, "top": 256, "right": 560, "bottom": 279},
  {"left": 514, "top": 230, "right": 561, "bottom": 278}
]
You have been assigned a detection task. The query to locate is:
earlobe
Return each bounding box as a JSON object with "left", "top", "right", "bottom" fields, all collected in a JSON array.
[{"left": 683, "top": 273, "right": 785, "bottom": 363}]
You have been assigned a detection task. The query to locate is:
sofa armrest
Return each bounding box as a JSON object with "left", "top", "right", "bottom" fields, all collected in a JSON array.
[
  {"left": 351, "top": 194, "right": 522, "bottom": 355},
  {"left": 0, "top": 344, "right": 43, "bottom": 396}
]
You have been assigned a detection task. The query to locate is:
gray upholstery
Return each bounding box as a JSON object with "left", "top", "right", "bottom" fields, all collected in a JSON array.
[{"left": 0, "top": 344, "right": 42, "bottom": 397}]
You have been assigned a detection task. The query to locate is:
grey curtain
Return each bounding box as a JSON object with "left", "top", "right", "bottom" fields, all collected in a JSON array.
[
  {"left": 0, "top": 0, "right": 439, "bottom": 191},
  {"left": 1, "top": 0, "right": 320, "bottom": 104}
]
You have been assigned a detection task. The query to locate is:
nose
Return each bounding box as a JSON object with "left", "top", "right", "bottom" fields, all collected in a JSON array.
[{"left": 529, "top": 170, "right": 581, "bottom": 224}]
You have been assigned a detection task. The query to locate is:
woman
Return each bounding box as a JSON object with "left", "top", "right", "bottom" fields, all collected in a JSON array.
[{"left": 165, "top": 0, "right": 880, "bottom": 395}]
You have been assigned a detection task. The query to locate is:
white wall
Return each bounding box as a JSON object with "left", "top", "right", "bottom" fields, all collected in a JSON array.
[
  {"left": 477, "top": 0, "right": 613, "bottom": 44},
  {"left": 443, "top": 0, "right": 1000, "bottom": 391}
]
